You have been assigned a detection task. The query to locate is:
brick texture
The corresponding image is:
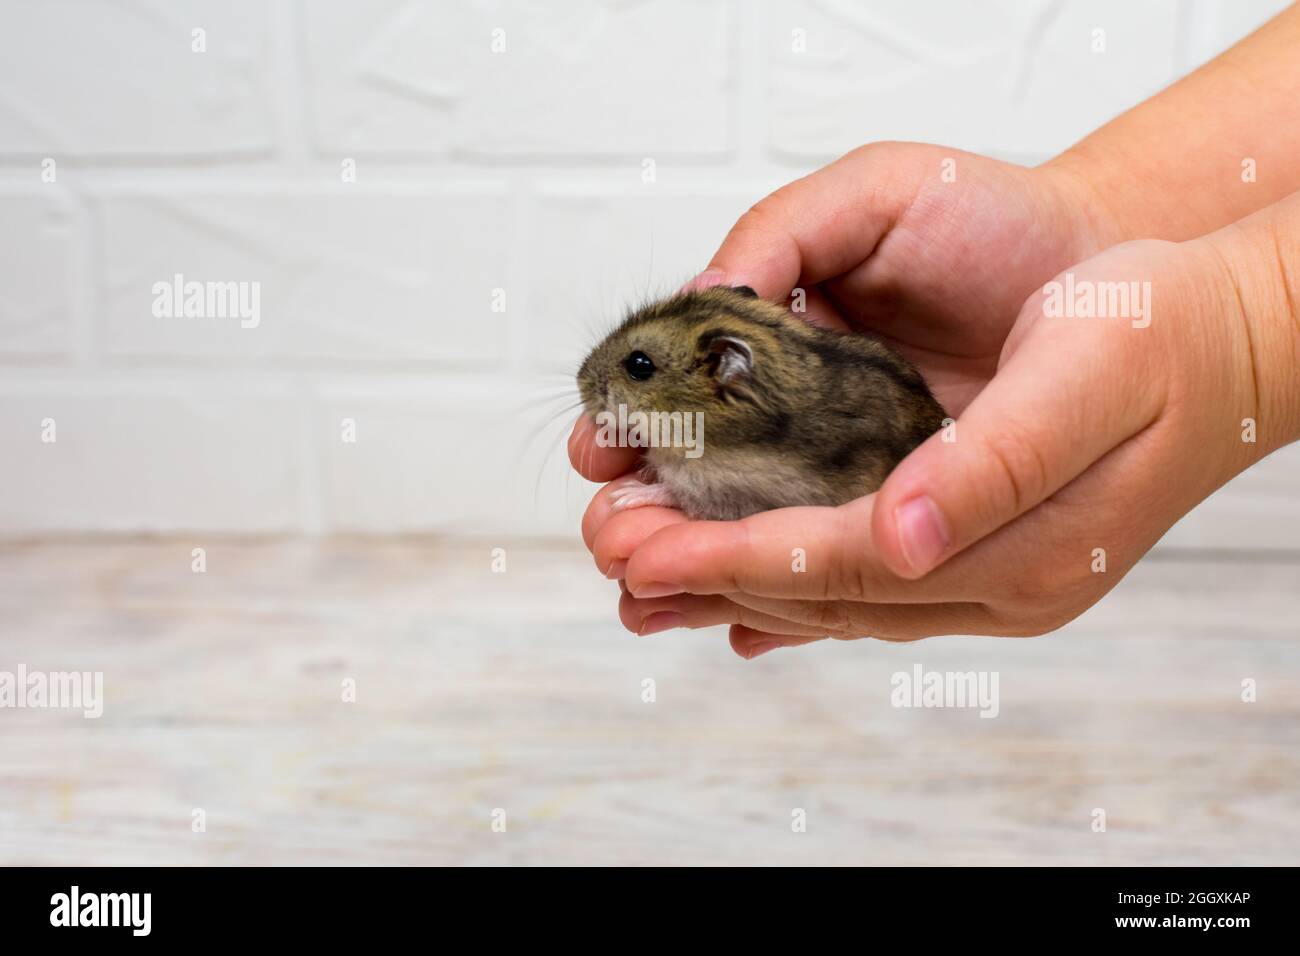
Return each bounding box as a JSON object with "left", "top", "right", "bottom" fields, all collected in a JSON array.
[{"left": 0, "top": 0, "right": 1294, "bottom": 542}]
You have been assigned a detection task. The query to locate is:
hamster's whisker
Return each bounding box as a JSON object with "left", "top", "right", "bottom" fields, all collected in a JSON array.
[{"left": 529, "top": 407, "right": 585, "bottom": 517}]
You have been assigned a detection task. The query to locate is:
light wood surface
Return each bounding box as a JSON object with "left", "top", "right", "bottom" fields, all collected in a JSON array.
[{"left": 0, "top": 537, "right": 1296, "bottom": 865}]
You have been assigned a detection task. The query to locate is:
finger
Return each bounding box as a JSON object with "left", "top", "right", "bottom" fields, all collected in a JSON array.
[
  {"left": 622, "top": 497, "right": 961, "bottom": 604},
  {"left": 725, "top": 591, "right": 1002, "bottom": 642},
  {"left": 568, "top": 414, "right": 640, "bottom": 483},
  {"left": 682, "top": 143, "right": 927, "bottom": 301},
  {"left": 910, "top": 411, "right": 1190, "bottom": 635},
  {"left": 721, "top": 413, "right": 1186, "bottom": 642},
  {"left": 728, "top": 625, "right": 829, "bottom": 660},
  {"left": 582, "top": 474, "right": 682, "bottom": 554},
  {"left": 786, "top": 284, "right": 854, "bottom": 332},
  {"left": 683, "top": 273, "right": 851, "bottom": 331},
  {"left": 618, "top": 591, "right": 832, "bottom": 638},
  {"left": 872, "top": 307, "right": 1166, "bottom": 579},
  {"left": 589, "top": 488, "right": 688, "bottom": 574}
]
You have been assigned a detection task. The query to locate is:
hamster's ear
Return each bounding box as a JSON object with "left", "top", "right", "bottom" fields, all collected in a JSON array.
[
  {"left": 731, "top": 285, "right": 758, "bottom": 299},
  {"left": 700, "top": 333, "right": 754, "bottom": 394}
]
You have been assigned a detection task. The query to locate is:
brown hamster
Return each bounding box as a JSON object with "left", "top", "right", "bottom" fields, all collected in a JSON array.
[{"left": 576, "top": 286, "right": 947, "bottom": 521}]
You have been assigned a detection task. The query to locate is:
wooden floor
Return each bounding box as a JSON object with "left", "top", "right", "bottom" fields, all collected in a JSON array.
[{"left": 0, "top": 537, "right": 1296, "bottom": 866}]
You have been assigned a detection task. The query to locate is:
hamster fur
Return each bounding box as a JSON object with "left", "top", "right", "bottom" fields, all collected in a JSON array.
[{"left": 576, "top": 286, "right": 946, "bottom": 521}]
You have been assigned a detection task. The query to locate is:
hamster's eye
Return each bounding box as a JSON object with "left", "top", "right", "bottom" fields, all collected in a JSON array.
[{"left": 623, "top": 350, "right": 656, "bottom": 382}]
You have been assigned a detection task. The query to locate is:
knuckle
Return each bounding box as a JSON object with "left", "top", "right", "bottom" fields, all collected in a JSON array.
[
  {"left": 735, "top": 193, "right": 786, "bottom": 234},
  {"left": 832, "top": 560, "right": 868, "bottom": 603},
  {"left": 979, "top": 425, "right": 1051, "bottom": 519},
  {"left": 820, "top": 506, "right": 870, "bottom": 602},
  {"left": 810, "top": 600, "right": 857, "bottom": 635},
  {"left": 844, "top": 140, "right": 905, "bottom": 165}
]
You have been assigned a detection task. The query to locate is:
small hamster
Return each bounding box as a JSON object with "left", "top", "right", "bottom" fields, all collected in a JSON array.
[{"left": 576, "top": 286, "right": 946, "bottom": 520}]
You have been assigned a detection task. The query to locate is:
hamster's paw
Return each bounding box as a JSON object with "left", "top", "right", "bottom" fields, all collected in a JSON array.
[{"left": 608, "top": 480, "right": 680, "bottom": 512}]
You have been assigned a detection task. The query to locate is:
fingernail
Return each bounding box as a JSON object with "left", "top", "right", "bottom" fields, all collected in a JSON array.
[
  {"left": 631, "top": 581, "right": 683, "bottom": 599},
  {"left": 746, "top": 640, "right": 780, "bottom": 659},
  {"left": 895, "top": 495, "right": 950, "bottom": 574},
  {"left": 603, "top": 559, "right": 628, "bottom": 580},
  {"left": 638, "top": 611, "right": 684, "bottom": 636},
  {"left": 680, "top": 268, "right": 729, "bottom": 293}
]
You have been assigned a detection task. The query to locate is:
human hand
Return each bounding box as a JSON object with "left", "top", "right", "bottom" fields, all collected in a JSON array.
[
  {"left": 570, "top": 140, "right": 1113, "bottom": 645},
  {"left": 571, "top": 141, "right": 1113, "bottom": 487},
  {"left": 573, "top": 190, "right": 1300, "bottom": 656}
]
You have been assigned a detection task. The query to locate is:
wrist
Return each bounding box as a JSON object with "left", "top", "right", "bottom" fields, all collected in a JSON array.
[
  {"left": 1038, "top": 130, "right": 1250, "bottom": 253},
  {"left": 1034, "top": 148, "right": 1133, "bottom": 260},
  {"left": 1194, "top": 213, "right": 1300, "bottom": 461}
]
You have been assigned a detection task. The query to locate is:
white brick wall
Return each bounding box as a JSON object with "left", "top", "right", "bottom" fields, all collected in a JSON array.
[{"left": 0, "top": 0, "right": 1295, "bottom": 543}]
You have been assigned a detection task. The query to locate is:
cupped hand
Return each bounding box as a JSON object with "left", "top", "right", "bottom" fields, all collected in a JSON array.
[
  {"left": 570, "top": 141, "right": 1113, "bottom": 483},
  {"left": 570, "top": 143, "right": 1259, "bottom": 656}
]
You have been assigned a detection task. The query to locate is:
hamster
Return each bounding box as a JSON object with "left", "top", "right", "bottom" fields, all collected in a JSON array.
[{"left": 576, "top": 286, "right": 947, "bottom": 521}]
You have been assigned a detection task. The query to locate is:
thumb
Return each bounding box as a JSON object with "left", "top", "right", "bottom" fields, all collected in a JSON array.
[
  {"left": 872, "top": 322, "right": 1162, "bottom": 579},
  {"left": 682, "top": 143, "right": 928, "bottom": 301}
]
